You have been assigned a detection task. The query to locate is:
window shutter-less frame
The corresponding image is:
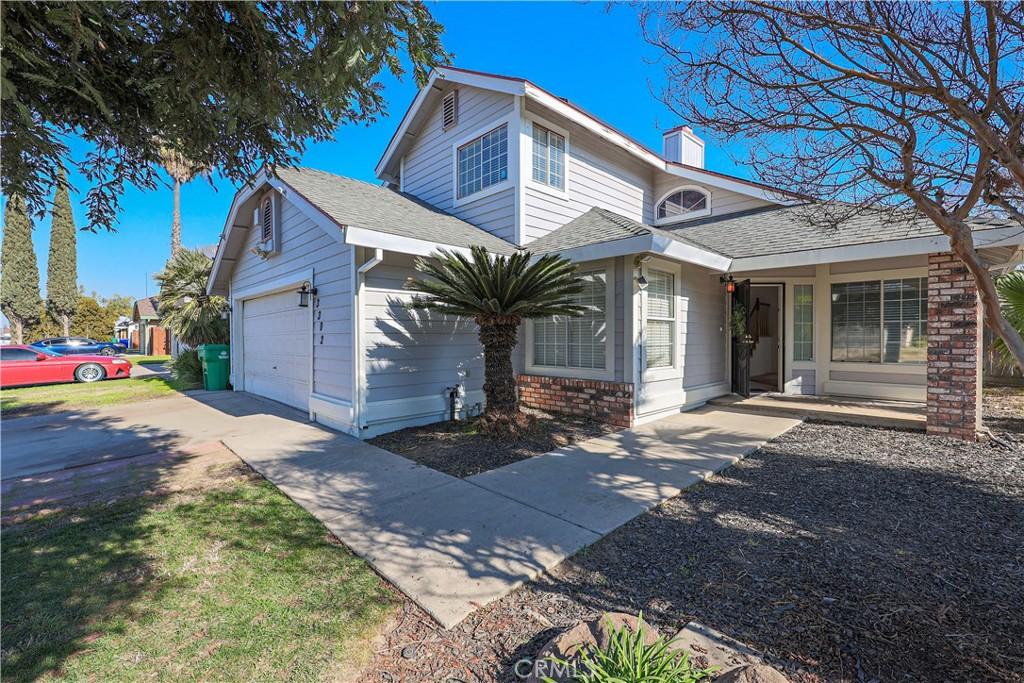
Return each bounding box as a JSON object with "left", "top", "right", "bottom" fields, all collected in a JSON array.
[{"left": 442, "top": 89, "right": 458, "bottom": 131}]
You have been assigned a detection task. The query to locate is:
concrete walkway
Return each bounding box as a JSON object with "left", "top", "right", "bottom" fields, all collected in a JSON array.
[{"left": 223, "top": 404, "right": 799, "bottom": 628}]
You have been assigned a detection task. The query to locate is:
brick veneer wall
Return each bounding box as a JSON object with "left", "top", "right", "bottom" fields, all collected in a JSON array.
[
  {"left": 926, "top": 252, "right": 983, "bottom": 441},
  {"left": 518, "top": 374, "right": 634, "bottom": 429}
]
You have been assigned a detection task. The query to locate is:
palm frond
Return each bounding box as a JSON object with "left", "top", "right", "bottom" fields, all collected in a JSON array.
[
  {"left": 993, "top": 270, "right": 1024, "bottom": 365},
  {"left": 154, "top": 248, "right": 229, "bottom": 347},
  {"left": 405, "top": 246, "right": 588, "bottom": 321}
]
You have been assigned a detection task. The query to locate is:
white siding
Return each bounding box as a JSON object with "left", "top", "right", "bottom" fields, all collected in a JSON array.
[
  {"left": 522, "top": 104, "right": 655, "bottom": 243},
  {"left": 230, "top": 193, "right": 353, "bottom": 403},
  {"left": 681, "top": 266, "right": 728, "bottom": 389},
  {"left": 362, "top": 252, "right": 485, "bottom": 434},
  {"left": 636, "top": 260, "right": 730, "bottom": 422},
  {"left": 402, "top": 85, "right": 516, "bottom": 243},
  {"left": 652, "top": 173, "right": 774, "bottom": 223}
]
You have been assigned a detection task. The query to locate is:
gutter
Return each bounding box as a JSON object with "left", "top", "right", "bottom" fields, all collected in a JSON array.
[{"left": 352, "top": 247, "right": 384, "bottom": 434}]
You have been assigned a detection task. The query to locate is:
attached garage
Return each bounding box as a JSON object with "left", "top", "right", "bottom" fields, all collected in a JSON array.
[{"left": 240, "top": 288, "right": 310, "bottom": 411}]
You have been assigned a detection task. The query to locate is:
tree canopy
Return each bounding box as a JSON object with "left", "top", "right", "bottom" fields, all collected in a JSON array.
[
  {"left": 2, "top": 1, "right": 449, "bottom": 230},
  {"left": 641, "top": 1, "right": 1024, "bottom": 369}
]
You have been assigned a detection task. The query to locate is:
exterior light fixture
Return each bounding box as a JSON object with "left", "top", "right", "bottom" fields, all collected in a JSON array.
[
  {"left": 637, "top": 274, "right": 648, "bottom": 290},
  {"left": 721, "top": 275, "right": 736, "bottom": 294},
  {"left": 297, "top": 281, "right": 317, "bottom": 308}
]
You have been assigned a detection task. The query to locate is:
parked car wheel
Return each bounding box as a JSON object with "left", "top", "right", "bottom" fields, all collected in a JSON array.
[
  {"left": 74, "top": 363, "right": 106, "bottom": 383},
  {"left": 100, "top": 347, "right": 117, "bottom": 356}
]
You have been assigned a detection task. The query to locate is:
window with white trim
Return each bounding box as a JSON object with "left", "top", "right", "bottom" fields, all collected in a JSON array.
[
  {"left": 793, "top": 284, "right": 814, "bottom": 361},
  {"left": 656, "top": 187, "right": 710, "bottom": 222},
  {"left": 831, "top": 277, "right": 926, "bottom": 364},
  {"left": 457, "top": 124, "right": 508, "bottom": 199},
  {"left": 531, "top": 124, "right": 565, "bottom": 190},
  {"left": 532, "top": 269, "right": 607, "bottom": 370},
  {"left": 645, "top": 269, "right": 675, "bottom": 369}
]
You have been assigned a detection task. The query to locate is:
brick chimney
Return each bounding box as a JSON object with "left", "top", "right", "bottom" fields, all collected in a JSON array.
[{"left": 662, "top": 125, "right": 705, "bottom": 168}]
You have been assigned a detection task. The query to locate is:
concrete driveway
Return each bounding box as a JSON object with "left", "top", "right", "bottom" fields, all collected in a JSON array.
[
  {"left": 0, "top": 390, "right": 306, "bottom": 479},
  {"left": 2, "top": 390, "right": 799, "bottom": 629}
]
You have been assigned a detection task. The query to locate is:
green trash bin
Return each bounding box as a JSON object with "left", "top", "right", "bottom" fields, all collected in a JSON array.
[{"left": 197, "top": 344, "right": 230, "bottom": 391}]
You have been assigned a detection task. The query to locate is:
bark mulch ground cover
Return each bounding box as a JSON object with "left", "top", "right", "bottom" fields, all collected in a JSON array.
[
  {"left": 357, "top": 390, "right": 1024, "bottom": 683},
  {"left": 367, "top": 410, "right": 618, "bottom": 478}
]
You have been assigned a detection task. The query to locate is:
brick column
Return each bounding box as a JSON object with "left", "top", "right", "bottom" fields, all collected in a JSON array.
[{"left": 926, "top": 252, "right": 983, "bottom": 440}]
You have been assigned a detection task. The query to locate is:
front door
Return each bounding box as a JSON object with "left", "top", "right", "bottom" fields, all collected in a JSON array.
[{"left": 731, "top": 279, "right": 752, "bottom": 397}]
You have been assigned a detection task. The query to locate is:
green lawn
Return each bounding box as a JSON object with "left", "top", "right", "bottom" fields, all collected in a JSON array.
[
  {"left": 124, "top": 354, "right": 172, "bottom": 366},
  {"left": 1, "top": 475, "right": 401, "bottom": 682},
  {"left": 1, "top": 376, "right": 194, "bottom": 417}
]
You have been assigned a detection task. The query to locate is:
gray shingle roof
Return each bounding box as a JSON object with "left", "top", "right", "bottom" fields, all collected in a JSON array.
[
  {"left": 275, "top": 167, "right": 518, "bottom": 255},
  {"left": 526, "top": 207, "right": 725, "bottom": 256},
  {"left": 669, "top": 205, "right": 1013, "bottom": 258},
  {"left": 527, "top": 204, "right": 1016, "bottom": 260}
]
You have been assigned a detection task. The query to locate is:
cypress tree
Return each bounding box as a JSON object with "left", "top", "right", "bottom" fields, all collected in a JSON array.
[
  {"left": 0, "top": 195, "right": 42, "bottom": 343},
  {"left": 46, "top": 171, "right": 78, "bottom": 335}
]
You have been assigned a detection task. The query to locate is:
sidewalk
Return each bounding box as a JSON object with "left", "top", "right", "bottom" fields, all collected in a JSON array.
[{"left": 224, "top": 404, "right": 799, "bottom": 628}]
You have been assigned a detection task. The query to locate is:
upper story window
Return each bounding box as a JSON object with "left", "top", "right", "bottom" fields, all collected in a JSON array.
[
  {"left": 457, "top": 124, "right": 508, "bottom": 199},
  {"left": 655, "top": 186, "right": 711, "bottom": 224},
  {"left": 532, "top": 124, "right": 566, "bottom": 191},
  {"left": 442, "top": 89, "right": 458, "bottom": 131}
]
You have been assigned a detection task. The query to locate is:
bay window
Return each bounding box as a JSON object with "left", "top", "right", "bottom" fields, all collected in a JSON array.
[{"left": 831, "top": 277, "right": 926, "bottom": 364}]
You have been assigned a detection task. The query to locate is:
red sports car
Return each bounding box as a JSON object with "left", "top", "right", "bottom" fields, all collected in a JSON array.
[{"left": 0, "top": 344, "right": 132, "bottom": 388}]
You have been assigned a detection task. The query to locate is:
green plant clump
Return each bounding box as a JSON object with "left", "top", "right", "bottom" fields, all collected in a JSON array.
[
  {"left": 546, "top": 615, "right": 717, "bottom": 683},
  {"left": 171, "top": 349, "right": 203, "bottom": 386}
]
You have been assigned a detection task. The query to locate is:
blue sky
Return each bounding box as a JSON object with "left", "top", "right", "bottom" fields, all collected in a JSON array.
[{"left": 3, "top": 1, "right": 754, "bottom": 304}]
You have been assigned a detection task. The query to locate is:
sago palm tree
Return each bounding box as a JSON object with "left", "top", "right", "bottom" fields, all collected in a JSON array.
[
  {"left": 406, "top": 246, "right": 586, "bottom": 432},
  {"left": 994, "top": 270, "right": 1024, "bottom": 368},
  {"left": 155, "top": 248, "right": 229, "bottom": 347}
]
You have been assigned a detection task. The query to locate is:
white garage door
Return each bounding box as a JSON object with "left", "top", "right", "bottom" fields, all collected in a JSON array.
[{"left": 242, "top": 289, "right": 310, "bottom": 410}]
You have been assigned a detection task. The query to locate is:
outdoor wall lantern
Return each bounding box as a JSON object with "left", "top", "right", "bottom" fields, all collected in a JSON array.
[
  {"left": 721, "top": 275, "right": 737, "bottom": 294},
  {"left": 297, "top": 281, "right": 317, "bottom": 308},
  {"left": 636, "top": 274, "right": 649, "bottom": 290}
]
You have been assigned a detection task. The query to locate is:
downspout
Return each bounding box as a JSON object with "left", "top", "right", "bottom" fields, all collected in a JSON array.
[{"left": 353, "top": 248, "right": 384, "bottom": 435}]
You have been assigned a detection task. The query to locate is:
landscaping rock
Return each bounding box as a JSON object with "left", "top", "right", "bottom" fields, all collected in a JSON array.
[
  {"left": 526, "top": 612, "right": 657, "bottom": 683},
  {"left": 671, "top": 620, "right": 762, "bottom": 673},
  {"left": 714, "top": 664, "right": 790, "bottom": 683}
]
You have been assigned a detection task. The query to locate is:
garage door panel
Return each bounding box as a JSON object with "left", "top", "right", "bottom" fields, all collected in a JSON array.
[{"left": 242, "top": 289, "right": 310, "bottom": 410}]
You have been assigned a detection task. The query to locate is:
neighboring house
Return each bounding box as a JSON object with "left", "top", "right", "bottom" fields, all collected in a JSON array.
[
  {"left": 131, "top": 297, "right": 170, "bottom": 355},
  {"left": 207, "top": 66, "right": 1022, "bottom": 440}
]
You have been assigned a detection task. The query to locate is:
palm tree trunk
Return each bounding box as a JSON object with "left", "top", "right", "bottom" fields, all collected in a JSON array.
[
  {"left": 170, "top": 179, "right": 182, "bottom": 255},
  {"left": 478, "top": 320, "right": 520, "bottom": 421}
]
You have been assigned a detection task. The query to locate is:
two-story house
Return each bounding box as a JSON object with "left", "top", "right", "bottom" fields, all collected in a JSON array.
[{"left": 207, "top": 67, "right": 1022, "bottom": 440}]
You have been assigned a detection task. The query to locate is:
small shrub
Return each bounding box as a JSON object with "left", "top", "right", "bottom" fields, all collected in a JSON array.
[
  {"left": 546, "top": 614, "right": 717, "bottom": 683},
  {"left": 171, "top": 349, "right": 203, "bottom": 386}
]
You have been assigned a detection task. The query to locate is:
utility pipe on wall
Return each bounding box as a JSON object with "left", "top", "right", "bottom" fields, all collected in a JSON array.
[{"left": 352, "top": 247, "right": 384, "bottom": 434}]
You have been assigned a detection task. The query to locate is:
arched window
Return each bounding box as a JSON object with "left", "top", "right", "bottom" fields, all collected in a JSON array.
[{"left": 655, "top": 186, "right": 711, "bottom": 224}]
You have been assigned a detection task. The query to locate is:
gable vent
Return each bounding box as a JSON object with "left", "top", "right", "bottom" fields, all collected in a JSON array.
[
  {"left": 442, "top": 89, "right": 458, "bottom": 131},
  {"left": 261, "top": 196, "right": 274, "bottom": 242}
]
